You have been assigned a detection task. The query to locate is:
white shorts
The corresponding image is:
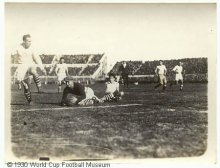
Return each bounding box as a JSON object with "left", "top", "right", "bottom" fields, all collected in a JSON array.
[
  {"left": 57, "top": 73, "right": 66, "bottom": 82},
  {"left": 175, "top": 74, "right": 183, "bottom": 81},
  {"left": 85, "top": 87, "right": 95, "bottom": 99},
  {"left": 77, "top": 87, "right": 96, "bottom": 106},
  {"left": 15, "top": 64, "right": 37, "bottom": 81}
]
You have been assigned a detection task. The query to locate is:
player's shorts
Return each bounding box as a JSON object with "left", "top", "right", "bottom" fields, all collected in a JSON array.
[
  {"left": 15, "top": 64, "right": 37, "bottom": 81},
  {"left": 57, "top": 73, "right": 66, "bottom": 82},
  {"left": 175, "top": 74, "right": 183, "bottom": 81},
  {"left": 84, "top": 87, "right": 95, "bottom": 99},
  {"left": 77, "top": 87, "right": 96, "bottom": 106},
  {"left": 158, "top": 74, "right": 167, "bottom": 85}
]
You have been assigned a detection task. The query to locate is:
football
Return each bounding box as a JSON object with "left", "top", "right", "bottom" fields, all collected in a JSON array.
[
  {"left": 120, "top": 91, "right": 124, "bottom": 96},
  {"left": 65, "top": 94, "right": 78, "bottom": 106}
]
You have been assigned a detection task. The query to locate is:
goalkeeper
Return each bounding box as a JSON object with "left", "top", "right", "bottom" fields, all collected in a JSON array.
[{"left": 61, "top": 76, "right": 102, "bottom": 106}]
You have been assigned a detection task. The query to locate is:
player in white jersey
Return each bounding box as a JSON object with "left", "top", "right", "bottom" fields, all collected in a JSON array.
[
  {"left": 170, "top": 62, "right": 185, "bottom": 91},
  {"left": 154, "top": 60, "right": 167, "bottom": 90},
  {"left": 101, "top": 73, "right": 122, "bottom": 102},
  {"left": 13, "top": 34, "right": 46, "bottom": 104},
  {"left": 55, "top": 57, "right": 69, "bottom": 93}
]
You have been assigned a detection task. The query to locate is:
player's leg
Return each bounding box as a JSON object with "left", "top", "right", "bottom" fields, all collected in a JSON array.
[
  {"left": 58, "top": 81, "right": 62, "bottom": 93},
  {"left": 29, "top": 66, "right": 42, "bottom": 93},
  {"left": 155, "top": 75, "right": 162, "bottom": 89},
  {"left": 162, "top": 75, "right": 167, "bottom": 90},
  {"left": 85, "top": 87, "right": 103, "bottom": 103},
  {"left": 100, "top": 93, "right": 115, "bottom": 102},
  {"left": 15, "top": 65, "right": 28, "bottom": 90},
  {"left": 77, "top": 88, "right": 95, "bottom": 105},
  {"left": 21, "top": 80, "right": 32, "bottom": 105},
  {"left": 113, "top": 90, "right": 122, "bottom": 101},
  {"left": 175, "top": 79, "right": 179, "bottom": 85},
  {"left": 17, "top": 81, "right": 22, "bottom": 90},
  {"left": 179, "top": 79, "right": 183, "bottom": 91},
  {"left": 78, "top": 98, "right": 94, "bottom": 106},
  {"left": 57, "top": 75, "right": 62, "bottom": 93},
  {"left": 121, "top": 76, "right": 124, "bottom": 85},
  {"left": 122, "top": 75, "right": 126, "bottom": 87},
  {"left": 125, "top": 75, "right": 129, "bottom": 88}
]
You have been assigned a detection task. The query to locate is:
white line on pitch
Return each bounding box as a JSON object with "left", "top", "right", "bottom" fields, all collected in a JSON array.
[{"left": 12, "top": 104, "right": 143, "bottom": 113}]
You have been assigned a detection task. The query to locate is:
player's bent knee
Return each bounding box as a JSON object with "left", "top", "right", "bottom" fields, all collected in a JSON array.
[{"left": 30, "top": 70, "right": 38, "bottom": 76}]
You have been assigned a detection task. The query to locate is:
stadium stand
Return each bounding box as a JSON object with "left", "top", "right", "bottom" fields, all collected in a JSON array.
[
  {"left": 110, "top": 58, "right": 208, "bottom": 83},
  {"left": 10, "top": 53, "right": 207, "bottom": 83},
  {"left": 89, "top": 54, "right": 103, "bottom": 63},
  {"left": 68, "top": 67, "right": 83, "bottom": 76},
  {"left": 40, "top": 54, "right": 55, "bottom": 64},
  {"left": 121, "top": 58, "right": 209, "bottom": 75},
  {"left": 81, "top": 65, "right": 99, "bottom": 76},
  {"left": 62, "top": 55, "right": 90, "bottom": 64},
  {"left": 11, "top": 53, "right": 107, "bottom": 82}
]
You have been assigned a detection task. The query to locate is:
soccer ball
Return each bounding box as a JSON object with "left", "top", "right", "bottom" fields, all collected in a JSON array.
[
  {"left": 65, "top": 94, "right": 78, "bottom": 106},
  {"left": 120, "top": 91, "right": 124, "bottom": 97}
]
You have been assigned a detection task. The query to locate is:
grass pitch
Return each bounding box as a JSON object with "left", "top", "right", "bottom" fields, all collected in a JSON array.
[{"left": 10, "top": 82, "right": 207, "bottom": 160}]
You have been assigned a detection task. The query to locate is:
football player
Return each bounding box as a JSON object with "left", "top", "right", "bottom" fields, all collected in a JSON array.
[
  {"left": 13, "top": 34, "right": 46, "bottom": 104},
  {"left": 154, "top": 60, "right": 167, "bottom": 90},
  {"left": 55, "top": 57, "right": 69, "bottom": 93},
  {"left": 170, "top": 61, "right": 185, "bottom": 91},
  {"left": 61, "top": 76, "right": 102, "bottom": 106},
  {"left": 100, "top": 73, "right": 123, "bottom": 102}
]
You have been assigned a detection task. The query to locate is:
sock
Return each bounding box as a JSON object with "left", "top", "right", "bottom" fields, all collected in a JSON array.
[
  {"left": 33, "top": 75, "right": 41, "bottom": 89},
  {"left": 101, "top": 93, "right": 115, "bottom": 102}
]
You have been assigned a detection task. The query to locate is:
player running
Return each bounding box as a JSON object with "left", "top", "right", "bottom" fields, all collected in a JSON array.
[
  {"left": 170, "top": 61, "right": 185, "bottom": 91},
  {"left": 55, "top": 57, "right": 69, "bottom": 93},
  {"left": 100, "top": 73, "right": 123, "bottom": 102},
  {"left": 154, "top": 60, "right": 167, "bottom": 90},
  {"left": 61, "top": 76, "right": 102, "bottom": 106},
  {"left": 13, "top": 34, "right": 46, "bottom": 104}
]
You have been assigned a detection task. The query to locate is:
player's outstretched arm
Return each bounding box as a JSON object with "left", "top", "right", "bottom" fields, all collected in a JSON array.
[{"left": 33, "top": 54, "right": 47, "bottom": 75}]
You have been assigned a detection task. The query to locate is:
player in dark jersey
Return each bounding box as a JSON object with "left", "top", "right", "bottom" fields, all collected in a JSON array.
[{"left": 61, "top": 76, "right": 102, "bottom": 106}]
